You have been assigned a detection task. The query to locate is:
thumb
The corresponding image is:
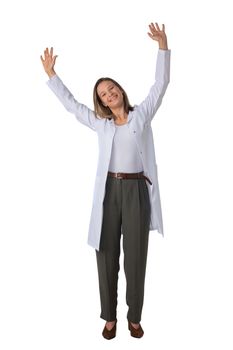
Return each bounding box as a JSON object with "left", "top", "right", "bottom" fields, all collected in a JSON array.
[{"left": 53, "top": 55, "right": 58, "bottom": 64}]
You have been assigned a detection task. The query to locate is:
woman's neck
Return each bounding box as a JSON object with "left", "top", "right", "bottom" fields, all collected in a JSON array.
[{"left": 111, "top": 107, "right": 127, "bottom": 121}]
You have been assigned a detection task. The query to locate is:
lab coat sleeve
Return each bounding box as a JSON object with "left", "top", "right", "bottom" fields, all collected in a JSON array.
[
  {"left": 46, "top": 75, "right": 99, "bottom": 131},
  {"left": 136, "top": 49, "right": 171, "bottom": 122}
]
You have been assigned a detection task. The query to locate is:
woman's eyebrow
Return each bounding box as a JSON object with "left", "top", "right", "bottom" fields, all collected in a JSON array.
[{"left": 99, "top": 84, "right": 114, "bottom": 95}]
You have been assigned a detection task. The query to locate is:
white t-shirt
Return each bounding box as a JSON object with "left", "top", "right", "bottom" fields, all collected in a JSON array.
[{"left": 108, "top": 123, "right": 143, "bottom": 173}]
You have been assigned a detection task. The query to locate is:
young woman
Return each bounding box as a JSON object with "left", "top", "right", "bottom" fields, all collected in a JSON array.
[{"left": 40, "top": 22, "right": 170, "bottom": 339}]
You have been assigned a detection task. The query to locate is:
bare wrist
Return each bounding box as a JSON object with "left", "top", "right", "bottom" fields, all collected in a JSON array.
[
  {"left": 47, "top": 70, "right": 56, "bottom": 78},
  {"left": 158, "top": 40, "right": 168, "bottom": 50}
]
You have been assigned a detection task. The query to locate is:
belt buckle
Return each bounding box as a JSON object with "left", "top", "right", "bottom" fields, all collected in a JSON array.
[{"left": 116, "top": 172, "right": 123, "bottom": 179}]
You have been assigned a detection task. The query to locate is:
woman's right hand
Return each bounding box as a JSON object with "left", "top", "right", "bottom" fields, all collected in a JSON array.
[{"left": 40, "top": 47, "right": 58, "bottom": 78}]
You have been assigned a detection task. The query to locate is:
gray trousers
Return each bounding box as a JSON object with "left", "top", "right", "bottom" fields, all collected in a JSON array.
[{"left": 95, "top": 175, "right": 151, "bottom": 323}]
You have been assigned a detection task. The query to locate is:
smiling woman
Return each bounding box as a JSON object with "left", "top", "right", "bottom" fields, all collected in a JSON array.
[
  {"left": 93, "top": 77, "right": 134, "bottom": 124},
  {"left": 40, "top": 22, "right": 170, "bottom": 339}
]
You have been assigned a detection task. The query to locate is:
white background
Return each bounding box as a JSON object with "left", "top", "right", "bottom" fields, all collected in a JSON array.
[{"left": 0, "top": 0, "right": 233, "bottom": 349}]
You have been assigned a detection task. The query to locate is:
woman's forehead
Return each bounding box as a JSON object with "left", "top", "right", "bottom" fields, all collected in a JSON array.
[{"left": 97, "top": 80, "right": 115, "bottom": 93}]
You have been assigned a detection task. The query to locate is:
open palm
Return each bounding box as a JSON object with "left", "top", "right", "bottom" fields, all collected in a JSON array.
[
  {"left": 40, "top": 47, "right": 58, "bottom": 74},
  {"left": 147, "top": 22, "right": 167, "bottom": 43}
]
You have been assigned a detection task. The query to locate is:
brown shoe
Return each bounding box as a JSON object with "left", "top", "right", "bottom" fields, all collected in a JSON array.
[
  {"left": 128, "top": 320, "right": 144, "bottom": 338},
  {"left": 102, "top": 320, "right": 117, "bottom": 340}
]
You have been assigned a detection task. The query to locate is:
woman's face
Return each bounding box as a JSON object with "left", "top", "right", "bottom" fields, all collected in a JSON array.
[{"left": 97, "top": 80, "right": 124, "bottom": 110}]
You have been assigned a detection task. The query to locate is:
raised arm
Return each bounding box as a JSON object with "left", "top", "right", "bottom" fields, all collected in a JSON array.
[
  {"left": 136, "top": 22, "right": 170, "bottom": 122},
  {"left": 40, "top": 47, "right": 100, "bottom": 131}
]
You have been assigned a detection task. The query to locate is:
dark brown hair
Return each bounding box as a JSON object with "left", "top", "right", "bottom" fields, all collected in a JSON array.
[{"left": 93, "top": 77, "right": 134, "bottom": 119}]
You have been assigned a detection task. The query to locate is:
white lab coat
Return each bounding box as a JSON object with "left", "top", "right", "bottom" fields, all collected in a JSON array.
[{"left": 47, "top": 49, "right": 171, "bottom": 250}]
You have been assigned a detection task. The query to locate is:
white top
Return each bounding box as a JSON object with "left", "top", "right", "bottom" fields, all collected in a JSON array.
[{"left": 108, "top": 123, "right": 143, "bottom": 173}]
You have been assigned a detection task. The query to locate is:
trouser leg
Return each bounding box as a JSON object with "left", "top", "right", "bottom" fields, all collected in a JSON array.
[
  {"left": 122, "top": 179, "right": 151, "bottom": 323},
  {"left": 95, "top": 177, "right": 122, "bottom": 321}
]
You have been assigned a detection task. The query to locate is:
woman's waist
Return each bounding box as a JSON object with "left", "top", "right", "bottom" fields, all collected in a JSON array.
[{"left": 107, "top": 171, "right": 152, "bottom": 185}]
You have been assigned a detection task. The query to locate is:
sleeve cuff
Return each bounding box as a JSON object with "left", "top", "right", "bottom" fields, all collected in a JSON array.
[
  {"left": 46, "top": 74, "right": 58, "bottom": 85},
  {"left": 158, "top": 48, "right": 171, "bottom": 55}
]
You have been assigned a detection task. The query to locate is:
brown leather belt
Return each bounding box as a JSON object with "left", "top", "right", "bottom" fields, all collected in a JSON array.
[{"left": 108, "top": 171, "right": 152, "bottom": 185}]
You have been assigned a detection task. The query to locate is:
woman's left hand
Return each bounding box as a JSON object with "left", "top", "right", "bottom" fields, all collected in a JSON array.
[{"left": 147, "top": 22, "right": 168, "bottom": 50}]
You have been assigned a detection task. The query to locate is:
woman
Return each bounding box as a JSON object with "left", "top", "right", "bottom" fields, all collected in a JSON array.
[{"left": 40, "top": 22, "right": 170, "bottom": 339}]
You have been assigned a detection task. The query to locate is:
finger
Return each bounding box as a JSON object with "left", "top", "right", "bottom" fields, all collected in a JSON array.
[
  {"left": 149, "top": 23, "right": 156, "bottom": 35},
  {"left": 40, "top": 55, "right": 44, "bottom": 62},
  {"left": 147, "top": 32, "right": 156, "bottom": 40},
  {"left": 50, "top": 47, "right": 53, "bottom": 56},
  {"left": 52, "top": 55, "right": 58, "bottom": 64},
  {"left": 151, "top": 22, "right": 156, "bottom": 31},
  {"left": 155, "top": 22, "right": 160, "bottom": 31},
  {"left": 162, "top": 23, "right": 165, "bottom": 31}
]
